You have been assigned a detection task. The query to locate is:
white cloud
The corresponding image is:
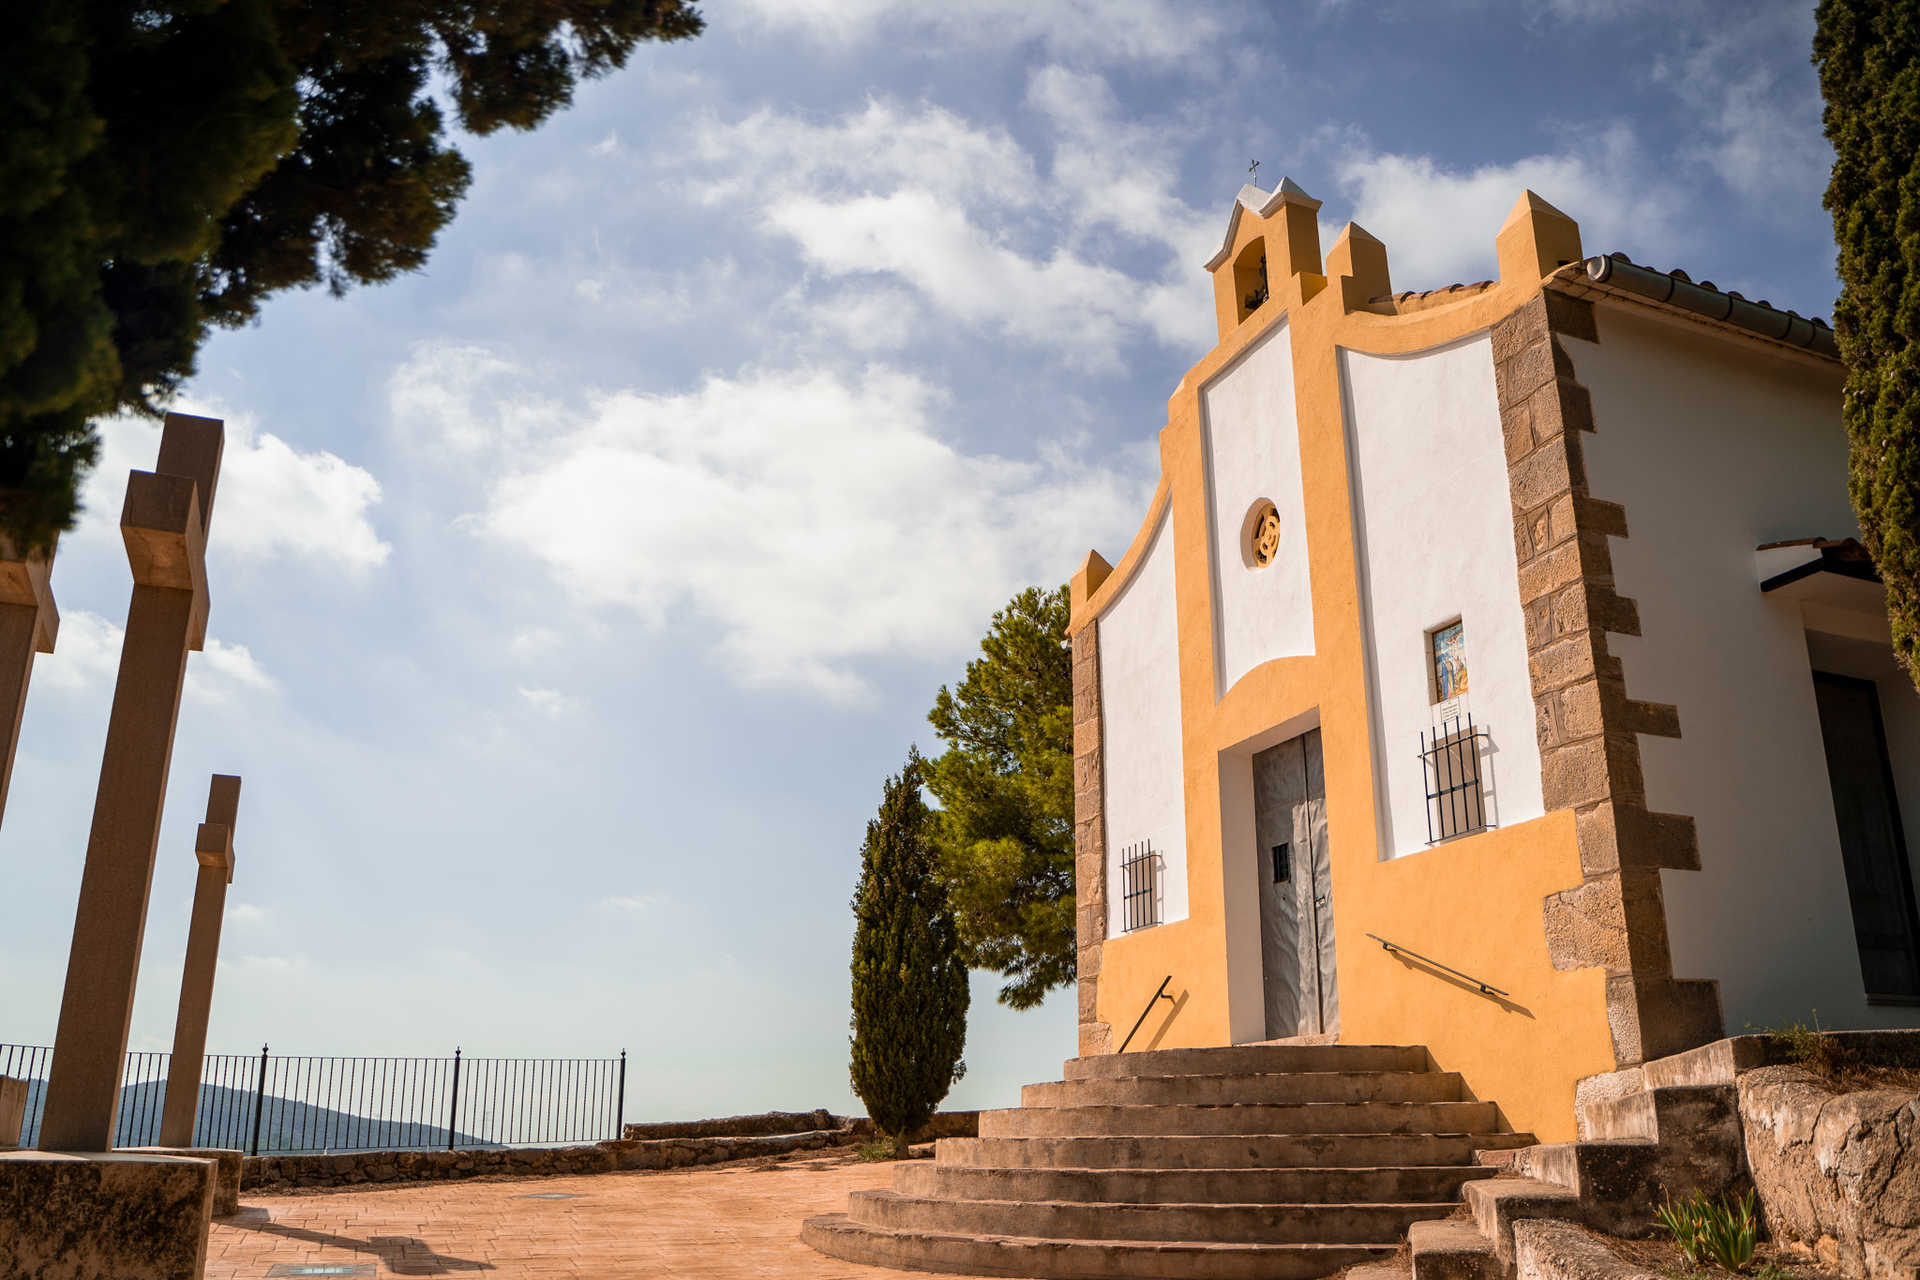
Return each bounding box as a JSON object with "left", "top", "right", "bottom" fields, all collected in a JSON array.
[
  {"left": 1653, "top": 12, "right": 1829, "bottom": 206},
  {"left": 518, "top": 686, "right": 582, "bottom": 717},
  {"left": 34, "top": 609, "right": 123, "bottom": 693},
  {"left": 729, "top": 0, "right": 1225, "bottom": 64},
  {"left": 598, "top": 894, "right": 664, "bottom": 914},
  {"left": 189, "top": 638, "right": 277, "bottom": 706},
  {"left": 228, "top": 903, "right": 268, "bottom": 926},
  {"left": 79, "top": 410, "right": 389, "bottom": 575},
  {"left": 33, "top": 609, "right": 275, "bottom": 707},
  {"left": 399, "top": 347, "right": 1150, "bottom": 702},
  {"left": 1333, "top": 126, "right": 1686, "bottom": 287},
  {"left": 689, "top": 99, "right": 1037, "bottom": 210},
  {"left": 689, "top": 83, "right": 1216, "bottom": 364}
]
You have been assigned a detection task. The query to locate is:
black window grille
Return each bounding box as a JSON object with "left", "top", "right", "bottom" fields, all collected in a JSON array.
[
  {"left": 1120, "top": 841, "right": 1162, "bottom": 932},
  {"left": 1420, "top": 714, "right": 1491, "bottom": 843}
]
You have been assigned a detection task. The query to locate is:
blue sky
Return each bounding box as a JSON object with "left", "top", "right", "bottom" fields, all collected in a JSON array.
[{"left": 0, "top": 0, "right": 1835, "bottom": 1121}]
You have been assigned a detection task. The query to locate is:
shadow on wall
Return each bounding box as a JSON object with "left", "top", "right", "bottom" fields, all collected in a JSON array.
[
  {"left": 1140, "top": 988, "right": 1191, "bottom": 1052},
  {"left": 1381, "top": 949, "right": 1537, "bottom": 1020}
]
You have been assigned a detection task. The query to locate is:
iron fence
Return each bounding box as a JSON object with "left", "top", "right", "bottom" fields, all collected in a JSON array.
[{"left": 0, "top": 1043, "right": 625, "bottom": 1155}]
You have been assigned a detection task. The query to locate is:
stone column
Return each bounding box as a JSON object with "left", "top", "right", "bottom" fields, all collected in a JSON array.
[
  {"left": 1488, "top": 197, "right": 1720, "bottom": 1071},
  {"left": 1070, "top": 550, "right": 1114, "bottom": 1057},
  {"left": 0, "top": 538, "right": 58, "bottom": 828},
  {"left": 39, "top": 413, "right": 222, "bottom": 1153},
  {"left": 158, "top": 775, "right": 241, "bottom": 1149}
]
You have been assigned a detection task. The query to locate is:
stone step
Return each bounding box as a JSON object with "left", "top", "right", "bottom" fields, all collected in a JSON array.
[
  {"left": 979, "top": 1101, "right": 1502, "bottom": 1139},
  {"left": 1064, "top": 1045, "right": 1429, "bottom": 1081},
  {"left": 893, "top": 1161, "right": 1500, "bottom": 1205},
  {"left": 1023, "top": 1071, "right": 1465, "bottom": 1109},
  {"left": 801, "top": 1213, "right": 1397, "bottom": 1280},
  {"left": 937, "top": 1131, "right": 1538, "bottom": 1170},
  {"left": 848, "top": 1188, "right": 1458, "bottom": 1245},
  {"left": 1408, "top": 1219, "right": 1500, "bottom": 1280},
  {"left": 1461, "top": 1176, "right": 1584, "bottom": 1264}
]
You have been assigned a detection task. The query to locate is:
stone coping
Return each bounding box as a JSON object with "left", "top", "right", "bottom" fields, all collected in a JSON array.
[{"left": 243, "top": 1126, "right": 856, "bottom": 1192}]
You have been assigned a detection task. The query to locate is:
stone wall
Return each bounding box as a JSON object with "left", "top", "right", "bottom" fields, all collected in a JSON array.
[
  {"left": 243, "top": 1128, "right": 847, "bottom": 1192},
  {"left": 1738, "top": 1064, "right": 1920, "bottom": 1280},
  {"left": 624, "top": 1109, "right": 835, "bottom": 1140},
  {"left": 241, "top": 1111, "right": 980, "bottom": 1193}
]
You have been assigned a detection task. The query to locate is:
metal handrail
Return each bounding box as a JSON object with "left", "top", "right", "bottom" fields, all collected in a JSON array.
[
  {"left": 1364, "top": 934, "right": 1511, "bottom": 998},
  {"left": 1117, "top": 975, "right": 1175, "bottom": 1053}
]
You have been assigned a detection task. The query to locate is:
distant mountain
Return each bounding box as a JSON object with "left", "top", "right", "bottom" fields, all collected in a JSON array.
[{"left": 17, "top": 1078, "right": 497, "bottom": 1154}]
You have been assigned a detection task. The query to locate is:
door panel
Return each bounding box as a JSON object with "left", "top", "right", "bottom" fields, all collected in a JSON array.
[
  {"left": 1253, "top": 728, "right": 1337, "bottom": 1038},
  {"left": 1253, "top": 738, "right": 1304, "bottom": 1039},
  {"left": 1304, "top": 729, "right": 1338, "bottom": 1035},
  {"left": 1813, "top": 672, "right": 1920, "bottom": 1000}
]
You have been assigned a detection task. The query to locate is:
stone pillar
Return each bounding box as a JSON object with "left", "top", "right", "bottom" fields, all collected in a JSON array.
[
  {"left": 1070, "top": 549, "right": 1114, "bottom": 1057},
  {"left": 39, "top": 413, "right": 222, "bottom": 1153},
  {"left": 158, "top": 775, "right": 241, "bottom": 1150},
  {"left": 0, "top": 538, "right": 58, "bottom": 828},
  {"left": 1488, "top": 197, "right": 1721, "bottom": 1070}
]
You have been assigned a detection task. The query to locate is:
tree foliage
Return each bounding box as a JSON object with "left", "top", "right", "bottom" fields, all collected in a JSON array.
[
  {"left": 925, "top": 586, "right": 1074, "bottom": 1011},
  {"left": 849, "top": 750, "right": 969, "bottom": 1157},
  {"left": 1, "top": 0, "right": 701, "bottom": 551},
  {"left": 1816, "top": 0, "right": 1920, "bottom": 684}
]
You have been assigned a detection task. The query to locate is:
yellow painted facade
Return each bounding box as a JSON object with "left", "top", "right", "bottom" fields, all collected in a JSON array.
[{"left": 1069, "top": 188, "right": 1619, "bottom": 1142}]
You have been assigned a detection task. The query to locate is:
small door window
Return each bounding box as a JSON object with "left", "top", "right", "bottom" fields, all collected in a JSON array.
[{"left": 1271, "top": 842, "right": 1291, "bottom": 883}]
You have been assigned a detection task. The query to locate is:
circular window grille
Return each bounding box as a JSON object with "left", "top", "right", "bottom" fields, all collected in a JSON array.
[{"left": 1244, "top": 500, "right": 1281, "bottom": 568}]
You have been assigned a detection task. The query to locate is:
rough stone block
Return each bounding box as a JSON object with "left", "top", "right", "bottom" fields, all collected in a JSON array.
[
  {"left": 1504, "top": 339, "right": 1570, "bottom": 409},
  {"left": 1544, "top": 290, "right": 1599, "bottom": 343},
  {"left": 1493, "top": 296, "right": 1548, "bottom": 364},
  {"left": 0, "top": 1150, "right": 214, "bottom": 1280},
  {"left": 1542, "top": 735, "right": 1614, "bottom": 810},
  {"left": 1530, "top": 632, "right": 1599, "bottom": 698},
  {"left": 1544, "top": 876, "right": 1631, "bottom": 973},
  {"left": 1557, "top": 679, "right": 1605, "bottom": 741},
  {"left": 1620, "top": 699, "right": 1682, "bottom": 739},
  {"left": 1504, "top": 404, "right": 1536, "bottom": 464},
  {"left": 124, "top": 1146, "right": 241, "bottom": 1217},
  {"left": 1577, "top": 496, "right": 1629, "bottom": 538},
  {"left": 1524, "top": 596, "right": 1556, "bottom": 649},
  {"left": 1518, "top": 538, "right": 1584, "bottom": 607},
  {"left": 1510, "top": 440, "right": 1574, "bottom": 512},
  {"left": 1078, "top": 1021, "right": 1112, "bottom": 1058}
]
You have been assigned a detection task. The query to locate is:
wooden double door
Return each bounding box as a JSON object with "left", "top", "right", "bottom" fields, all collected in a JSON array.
[{"left": 1252, "top": 728, "right": 1339, "bottom": 1039}]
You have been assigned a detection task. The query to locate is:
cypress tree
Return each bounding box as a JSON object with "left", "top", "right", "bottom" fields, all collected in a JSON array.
[
  {"left": 849, "top": 749, "right": 969, "bottom": 1157},
  {"left": 1816, "top": 1, "right": 1920, "bottom": 683}
]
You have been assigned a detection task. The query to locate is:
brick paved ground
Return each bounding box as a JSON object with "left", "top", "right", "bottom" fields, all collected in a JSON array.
[{"left": 204, "top": 1150, "right": 936, "bottom": 1279}]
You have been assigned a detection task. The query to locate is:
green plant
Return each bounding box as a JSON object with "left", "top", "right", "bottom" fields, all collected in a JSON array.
[
  {"left": 1814, "top": 1, "right": 1920, "bottom": 689},
  {"left": 854, "top": 1140, "right": 899, "bottom": 1162},
  {"left": 1655, "top": 1190, "right": 1758, "bottom": 1272},
  {"left": 849, "top": 750, "right": 970, "bottom": 1159},
  {"left": 924, "top": 585, "right": 1075, "bottom": 1010},
  {"left": 1754, "top": 1011, "right": 1852, "bottom": 1085}
]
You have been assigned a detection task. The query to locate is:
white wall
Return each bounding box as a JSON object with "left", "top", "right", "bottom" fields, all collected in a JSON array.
[
  {"left": 1340, "top": 334, "right": 1545, "bottom": 858},
  {"left": 1098, "top": 508, "right": 1189, "bottom": 932},
  {"left": 1201, "top": 322, "right": 1316, "bottom": 696},
  {"left": 1571, "top": 304, "right": 1920, "bottom": 1032}
]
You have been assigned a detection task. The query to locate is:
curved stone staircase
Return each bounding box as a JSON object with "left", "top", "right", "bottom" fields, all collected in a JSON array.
[{"left": 803, "top": 1043, "right": 1535, "bottom": 1280}]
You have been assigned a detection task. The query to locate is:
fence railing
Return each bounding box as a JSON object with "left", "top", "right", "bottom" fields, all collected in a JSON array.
[{"left": 0, "top": 1043, "right": 626, "bottom": 1155}]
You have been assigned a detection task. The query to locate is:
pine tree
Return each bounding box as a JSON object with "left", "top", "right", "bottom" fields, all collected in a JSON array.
[
  {"left": 1815, "top": 0, "right": 1920, "bottom": 684},
  {"left": 1, "top": 0, "right": 702, "bottom": 550},
  {"left": 849, "top": 750, "right": 969, "bottom": 1158},
  {"left": 924, "top": 585, "right": 1075, "bottom": 1010}
]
